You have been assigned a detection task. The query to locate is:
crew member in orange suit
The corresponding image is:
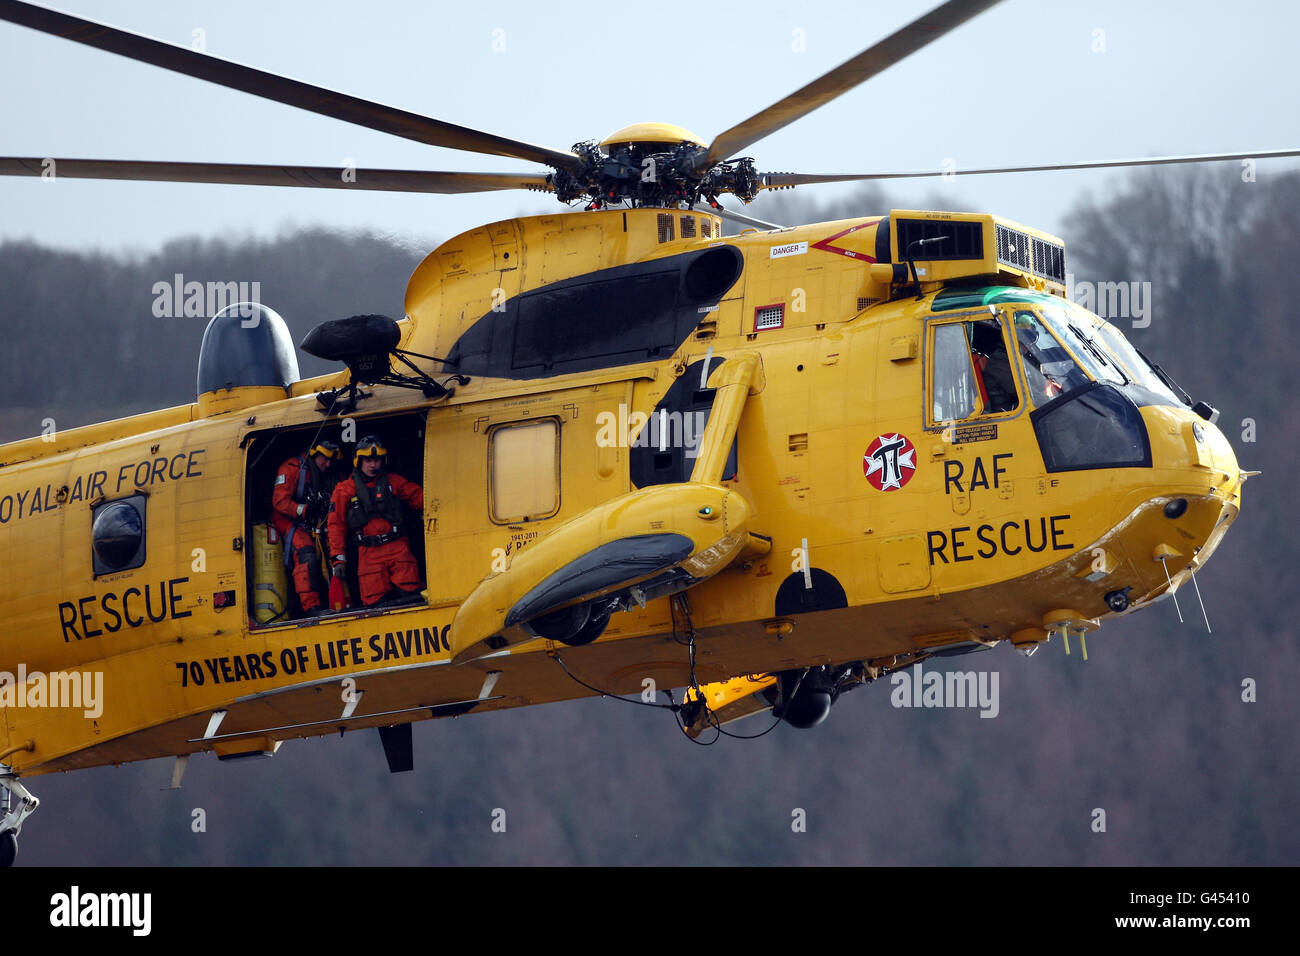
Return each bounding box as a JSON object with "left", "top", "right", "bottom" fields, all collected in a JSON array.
[
  {"left": 328, "top": 436, "right": 424, "bottom": 607},
  {"left": 272, "top": 439, "right": 342, "bottom": 616}
]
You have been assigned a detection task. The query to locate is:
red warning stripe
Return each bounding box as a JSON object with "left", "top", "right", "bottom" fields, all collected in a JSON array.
[{"left": 810, "top": 218, "right": 883, "bottom": 262}]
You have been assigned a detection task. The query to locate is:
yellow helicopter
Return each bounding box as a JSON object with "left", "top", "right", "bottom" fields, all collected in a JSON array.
[{"left": 0, "top": 0, "right": 1286, "bottom": 867}]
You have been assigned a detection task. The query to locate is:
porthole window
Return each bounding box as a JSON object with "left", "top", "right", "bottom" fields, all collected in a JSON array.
[{"left": 92, "top": 494, "right": 147, "bottom": 575}]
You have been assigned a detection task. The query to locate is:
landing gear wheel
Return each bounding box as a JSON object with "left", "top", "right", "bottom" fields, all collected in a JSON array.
[
  {"left": 0, "top": 772, "right": 39, "bottom": 866},
  {"left": 782, "top": 689, "right": 833, "bottom": 728},
  {"left": 528, "top": 602, "right": 591, "bottom": 642},
  {"left": 559, "top": 601, "right": 613, "bottom": 647},
  {"left": 776, "top": 668, "right": 835, "bottom": 729}
]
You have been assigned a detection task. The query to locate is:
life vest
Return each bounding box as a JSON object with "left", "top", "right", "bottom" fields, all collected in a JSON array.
[
  {"left": 282, "top": 454, "right": 332, "bottom": 570},
  {"left": 346, "top": 470, "right": 404, "bottom": 531},
  {"left": 294, "top": 453, "right": 327, "bottom": 502}
]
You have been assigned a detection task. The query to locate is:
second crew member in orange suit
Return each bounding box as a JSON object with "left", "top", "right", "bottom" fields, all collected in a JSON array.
[{"left": 328, "top": 436, "right": 425, "bottom": 607}]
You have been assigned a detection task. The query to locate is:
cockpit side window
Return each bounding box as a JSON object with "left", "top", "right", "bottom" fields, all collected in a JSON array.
[
  {"left": 929, "top": 316, "right": 1021, "bottom": 425},
  {"left": 932, "top": 322, "right": 978, "bottom": 422},
  {"left": 969, "top": 317, "right": 1019, "bottom": 414}
]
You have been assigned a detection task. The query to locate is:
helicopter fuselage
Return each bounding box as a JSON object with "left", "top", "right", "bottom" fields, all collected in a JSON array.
[{"left": 0, "top": 207, "right": 1241, "bottom": 774}]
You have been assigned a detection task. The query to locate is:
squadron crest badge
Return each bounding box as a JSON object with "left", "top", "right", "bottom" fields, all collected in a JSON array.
[{"left": 863, "top": 433, "right": 917, "bottom": 491}]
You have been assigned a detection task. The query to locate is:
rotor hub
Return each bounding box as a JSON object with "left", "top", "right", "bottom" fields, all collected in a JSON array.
[{"left": 550, "top": 137, "right": 759, "bottom": 209}]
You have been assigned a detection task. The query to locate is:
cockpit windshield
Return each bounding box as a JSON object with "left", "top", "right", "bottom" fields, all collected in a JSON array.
[
  {"left": 1042, "top": 305, "right": 1129, "bottom": 387},
  {"left": 1010, "top": 310, "right": 1089, "bottom": 406},
  {"left": 1013, "top": 302, "right": 1183, "bottom": 408},
  {"left": 1086, "top": 314, "right": 1184, "bottom": 407},
  {"left": 1013, "top": 306, "right": 1154, "bottom": 472}
]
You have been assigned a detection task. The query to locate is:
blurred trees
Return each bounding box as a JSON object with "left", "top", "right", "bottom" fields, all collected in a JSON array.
[{"left": 0, "top": 228, "right": 423, "bottom": 441}]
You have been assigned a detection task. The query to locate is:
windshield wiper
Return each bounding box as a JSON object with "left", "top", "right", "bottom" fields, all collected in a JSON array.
[
  {"left": 1134, "top": 347, "right": 1192, "bottom": 405},
  {"left": 1069, "top": 324, "right": 1129, "bottom": 385}
]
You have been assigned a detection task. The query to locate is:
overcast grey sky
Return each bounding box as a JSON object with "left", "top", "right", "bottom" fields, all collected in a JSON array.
[{"left": 2, "top": 0, "right": 1298, "bottom": 256}]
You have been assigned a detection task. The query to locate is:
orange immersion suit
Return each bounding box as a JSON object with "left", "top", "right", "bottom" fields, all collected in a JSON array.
[
  {"left": 328, "top": 470, "right": 424, "bottom": 606},
  {"left": 271, "top": 455, "right": 334, "bottom": 612}
]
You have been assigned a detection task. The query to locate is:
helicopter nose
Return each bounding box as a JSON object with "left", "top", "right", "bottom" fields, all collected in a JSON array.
[
  {"left": 1145, "top": 405, "right": 1242, "bottom": 510},
  {"left": 1121, "top": 406, "right": 1242, "bottom": 610}
]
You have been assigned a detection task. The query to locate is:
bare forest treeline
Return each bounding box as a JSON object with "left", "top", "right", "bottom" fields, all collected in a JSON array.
[
  {"left": 0, "top": 228, "right": 424, "bottom": 440},
  {"left": 0, "top": 167, "right": 1295, "bottom": 865}
]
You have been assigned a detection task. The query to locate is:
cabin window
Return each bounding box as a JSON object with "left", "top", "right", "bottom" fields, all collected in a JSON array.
[
  {"left": 489, "top": 418, "right": 560, "bottom": 523},
  {"left": 91, "top": 494, "right": 147, "bottom": 575}
]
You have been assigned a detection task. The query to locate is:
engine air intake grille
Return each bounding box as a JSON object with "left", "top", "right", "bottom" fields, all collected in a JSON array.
[
  {"left": 658, "top": 214, "right": 674, "bottom": 243},
  {"left": 996, "top": 224, "right": 1032, "bottom": 271},
  {"left": 680, "top": 216, "right": 697, "bottom": 238},
  {"left": 896, "top": 218, "right": 983, "bottom": 260},
  {"left": 1032, "top": 237, "right": 1066, "bottom": 282}
]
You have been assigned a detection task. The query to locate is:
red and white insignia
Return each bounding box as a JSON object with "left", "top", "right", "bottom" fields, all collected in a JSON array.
[{"left": 863, "top": 433, "right": 917, "bottom": 491}]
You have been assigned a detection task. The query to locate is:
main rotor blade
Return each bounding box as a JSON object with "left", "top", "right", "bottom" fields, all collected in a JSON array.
[
  {"left": 0, "top": 0, "right": 582, "bottom": 171},
  {"left": 700, "top": 0, "right": 1002, "bottom": 169},
  {"left": 0, "top": 157, "right": 554, "bottom": 194},
  {"left": 759, "top": 149, "right": 1300, "bottom": 187},
  {"left": 694, "top": 204, "right": 783, "bottom": 231}
]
